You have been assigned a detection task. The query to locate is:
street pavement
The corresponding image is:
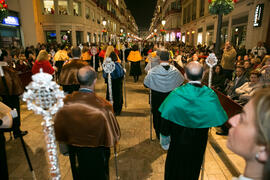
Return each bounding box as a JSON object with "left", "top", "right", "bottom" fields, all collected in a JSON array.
[{"left": 5, "top": 64, "right": 237, "bottom": 180}]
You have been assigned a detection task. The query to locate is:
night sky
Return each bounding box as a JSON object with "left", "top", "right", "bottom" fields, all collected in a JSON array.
[{"left": 125, "top": 0, "right": 157, "bottom": 30}]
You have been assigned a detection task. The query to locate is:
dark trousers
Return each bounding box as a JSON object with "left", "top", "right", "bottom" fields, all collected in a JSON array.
[
  {"left": 0, "top": 132, "right": 8, "bottom": 179},
  {"left": 151, "top": 90, "right": 170, "bottom": 139},
  {"left": 1, "top": 95, "right": 21, "bottom": 135},
  {"left": 68, "top": 146, "right": 110, "bottom": 180},
  {"left": 106, "top": 78, "right": 123, "bottom": 115}
]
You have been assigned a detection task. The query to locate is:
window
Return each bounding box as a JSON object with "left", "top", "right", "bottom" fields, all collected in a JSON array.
[
  {"left": 187, "top": 5, "right": 191, "bottom": 23},
  {"left": 86, "top": 7, "right": 90, "bottom": 19},
  {"left": 59, "top": 0, "right": 68, "bottom": 15},
  {"left": 192, "top": 0, "right": 196, "bottom": 20},
  {"left": 43, "top": 0, "right": 55, "bottom": 15},
  {"left": 200, "top": 0, "right": 205, "bottom": 17},
  {"left": 73, "top": 1, "right": 81, "bottom": 16},
  {"left": 183, "top": 7, "right": 187, "bottom": 24},
  {"left": 45, "top": 31, "right": 57, "bottom": 43},
  {"left": 116, "top": 0, "right": 119, "bottom": 6}
]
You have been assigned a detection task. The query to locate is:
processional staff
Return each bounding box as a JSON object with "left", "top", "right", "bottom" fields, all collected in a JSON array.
[
  {"left": 200, "top": 53, "right": 218, "bottom": 180},
  {"left": 121, "top": 43, "right": 127, "bottom": 108},
  {"left": 102, "top": 57, "right": 120, "bottom": 180},
  {"left": 23, "top": 69, "right": 64, "bottom": 180},
  {"left": 148, "top": 55, "right": 153, "bottom": 141},
  {"left": 91, "top": 46, "right": 97, "bottom": 71}
]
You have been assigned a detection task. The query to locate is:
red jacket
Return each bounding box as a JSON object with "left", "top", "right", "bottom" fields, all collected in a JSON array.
[
  {"left": 99, "top": 50, "right": 106, "bottom": 58},
  {"left": 32, "top": 60, "right": 55, "bottom": 75}
]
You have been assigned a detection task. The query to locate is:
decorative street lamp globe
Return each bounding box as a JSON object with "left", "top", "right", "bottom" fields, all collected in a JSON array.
[
  {"left": 154, "top": 29, "right": 157, "bottom": 33},
  {"left": 120, "top": 29, "right": 123, "bottom": 33},
  {"left": 102, "top": 18, "right": 107, "bottom": 26},
  {"left": 162, "top": 20, "right": 166, "bottom": 26}
]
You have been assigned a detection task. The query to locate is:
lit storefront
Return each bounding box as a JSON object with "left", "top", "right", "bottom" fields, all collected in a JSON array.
[{"left": 0, "top": 12, "right": 21, "bottom": 48}]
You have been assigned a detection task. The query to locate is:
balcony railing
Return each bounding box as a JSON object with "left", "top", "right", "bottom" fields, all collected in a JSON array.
[{"left": 165, "top": 9, "right": 181, "bottom": 17}]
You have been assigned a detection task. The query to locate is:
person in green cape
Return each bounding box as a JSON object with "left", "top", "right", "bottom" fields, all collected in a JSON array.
[{"left": 159, "top": 61, "right": 228, "bottom": 180}]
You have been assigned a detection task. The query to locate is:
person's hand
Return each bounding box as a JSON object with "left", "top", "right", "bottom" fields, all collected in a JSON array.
[{"left": 262, "top": 65, "right": 270, "bottom": 70}]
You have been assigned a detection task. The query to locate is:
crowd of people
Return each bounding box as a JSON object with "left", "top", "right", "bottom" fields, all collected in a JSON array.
[{"left": 0, "top": 39, "right": 270, "bottom": 180}]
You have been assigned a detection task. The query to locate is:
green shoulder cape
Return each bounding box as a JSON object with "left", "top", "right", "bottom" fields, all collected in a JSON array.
[{"left": 159, "top": 83, "right": 228, "bottom": 128}]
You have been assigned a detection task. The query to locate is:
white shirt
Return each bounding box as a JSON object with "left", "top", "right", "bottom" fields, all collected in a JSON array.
[{"left": 232, "top": 175, "right": 253, "bottom": 180}]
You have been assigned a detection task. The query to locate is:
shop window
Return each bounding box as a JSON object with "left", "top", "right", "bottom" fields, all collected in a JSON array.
[
  {"left": 76, "top": 31, "right": 83, "bottom": 45},
  {"left": 232, "top": 26, "right": 247, "bottom": 47},
  {"left": 61, "top": 31, "right": 72, "bottom": 44},
  {"left": 59, "top": 0, "right": 69, "bottom": 15},
  {"left": 73, "top": 1, "right": 81, "bottom": 16},
  {"left": 43, "top": 0, "right": 55, "bottom": 15},
  {"left": 45, "top": 31, "right": 56, "bottom": 43},
  {"left": 86, "top": 7, "right": 90, "bottom": 19},
  {"left": 197, "top": 32, "right": 203, "bottom": 45}
]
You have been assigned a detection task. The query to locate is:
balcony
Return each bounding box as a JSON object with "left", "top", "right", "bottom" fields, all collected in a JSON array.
[{"left": 165, "top": 9, "right": 181, "bottom": 17}]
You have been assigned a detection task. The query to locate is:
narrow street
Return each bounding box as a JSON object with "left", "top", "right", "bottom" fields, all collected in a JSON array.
[{"left": 6, "top": 64, "right": 236, "bottom": 180}]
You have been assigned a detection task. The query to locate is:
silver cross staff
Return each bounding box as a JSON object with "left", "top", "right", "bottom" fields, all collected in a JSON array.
[
  {"left": 23, "top": 69, "right": 64, "bottom": 180},
  {"left": 206, "top": 53, "right": 218, "bottom": 88},
  {"left": 102, "top": 58, "right": 120, "bottom": 179},
  {"left": 121, "top": 44, "right": 127, "bottom": 108},
  {"left": 201, "top": 53, "right": 218, "bottom": 180}
]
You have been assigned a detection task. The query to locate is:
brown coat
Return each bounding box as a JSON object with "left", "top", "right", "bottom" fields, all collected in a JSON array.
[
  {"left": 54, "top": 91, "right": 121, "bottom": 147},
  {"left": 0, "top": 66, "right": 24, "bottom": 96},
  {"left": 58, "top": 59, "right": 88, "bottom": 85},
  {"left": 221, "top": 47, "right": 237, "bottom": 70}
]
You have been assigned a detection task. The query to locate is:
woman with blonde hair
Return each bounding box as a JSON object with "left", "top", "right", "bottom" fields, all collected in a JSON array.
[
  {"left": 32, "top": 50, "right": 55, "bottom": 75},
  {"left": 228, "top": 88, "right": 270, "bottom": 180},
  {"left": 105, "top": 45, "right": 121, "bottom": 63}
]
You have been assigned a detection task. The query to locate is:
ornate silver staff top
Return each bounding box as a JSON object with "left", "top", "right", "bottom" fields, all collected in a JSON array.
[
  {"left": 102, "top": 57, "right": 115, "bottom": 104},
  {"left": 23, "top": 69, "right": 64, "bottom": 180},
  {"left": 206, "top": 53, "right": 218, "bottom": 88}
]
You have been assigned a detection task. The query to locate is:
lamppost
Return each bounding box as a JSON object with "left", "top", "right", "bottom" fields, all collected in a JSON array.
[
  {"left": 120, "top": 28, "right": 123, "bottom": 42},
  {"left": 161, "top": 20, "right": 166, "bottom": 43},
  {"left": 102, "top": 18, "right": 107, "bottom": 43},
  {"left": 154, "top": 29, "right": 157, "bottom": 42}
]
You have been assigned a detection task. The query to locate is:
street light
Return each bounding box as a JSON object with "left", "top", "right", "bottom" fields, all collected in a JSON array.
[
  {"left": 102, "top": 18, "right": 107, "bottom": 42},
  {"left": 161, "top": 20, "right": 166, "bottom": 43},
  {"left": 120, "top": 29, "right": 123, "bottom": 33},
  {"left": 102, "top": 18, "right": 107, "bottom": 26},
  {"left": 154, "top": 29, "right": 157, "bottom": 33},
  {"left": 162, "top": 20, "right": 166, "bottom": 26}
]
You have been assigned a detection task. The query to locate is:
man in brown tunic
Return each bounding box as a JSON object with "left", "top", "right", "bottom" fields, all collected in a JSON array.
[
  {"left": 54, "top": 66, "right": 121, "bottom": 180},
  {"left": 58, "top": 47, "right": 88, "bottom": 94}
]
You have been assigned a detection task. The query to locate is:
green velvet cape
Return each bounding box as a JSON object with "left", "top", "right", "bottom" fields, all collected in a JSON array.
[{"left": 159, "top": 83, "right": 228, "bottom": 128}]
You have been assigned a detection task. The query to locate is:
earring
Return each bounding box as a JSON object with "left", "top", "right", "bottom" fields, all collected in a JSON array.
[{"left": 255, "top": 153, "right": 260, "bottom": 161}]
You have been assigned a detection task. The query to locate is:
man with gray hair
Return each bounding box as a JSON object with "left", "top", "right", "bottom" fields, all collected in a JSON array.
[
  {"left": 159, "top": 61, "right": 228, "bottom": 180},
  {"left": 58, "top": 47, "right": 88, "bottom": 94},
  {"left": 54, "top": 66, "right": 120, "bottom": 180},
  {"left": 144, "top": 50, "right": 184, "bottom": 139}
]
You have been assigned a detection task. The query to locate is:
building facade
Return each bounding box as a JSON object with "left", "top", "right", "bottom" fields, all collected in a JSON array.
[
  {"left": 149, "top": 0, "right": 270, "bottom": 50},
  {"left": 4, "top": 0, "right": 138, "bottom": 47}
]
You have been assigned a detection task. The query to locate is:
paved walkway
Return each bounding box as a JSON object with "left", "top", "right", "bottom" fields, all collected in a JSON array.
[{"left": 5, "top": 65, "right": 243, "bottom": 180}]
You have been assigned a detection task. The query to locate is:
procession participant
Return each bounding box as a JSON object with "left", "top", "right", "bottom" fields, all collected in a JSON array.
[
  {"left": 54, "top": 44, "right": 69, "bottom": 80},
  {"left": 58, "top": 47, "right": 88, "bottom": 94},
  {"left": 159, "top": 61, "right": 227, "bottom": 180},
  {"left": 105, "top": 45, "right": 121, "bottom": 63},
  {"left": 54, "top": 66, "right": 120, "bottom": 180},
  {"left": 145, "top": 44, "right": 160, "bottom": 72},
  {"left": 0, "top": 49, "right": 27, "bottom": 138},
  {"left": 80, "top": 46, "right": 91, "bottom": 65},
  {"left": 127, "top": 45, "right": 142, "bottom": 82},
  {"left": 144, "top": 51, "right": 184, "bottom": 139},
  {"left": 103, "top": 52, "right": 125, "bottom": 115}
]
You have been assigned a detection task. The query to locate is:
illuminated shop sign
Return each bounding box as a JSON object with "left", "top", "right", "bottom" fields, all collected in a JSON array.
[
  {"left": 253, "top": 4, "right": 264, "bottom": 27},
  {"left": 2, "top": 16, "right": 20, "bottom": 26}
]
